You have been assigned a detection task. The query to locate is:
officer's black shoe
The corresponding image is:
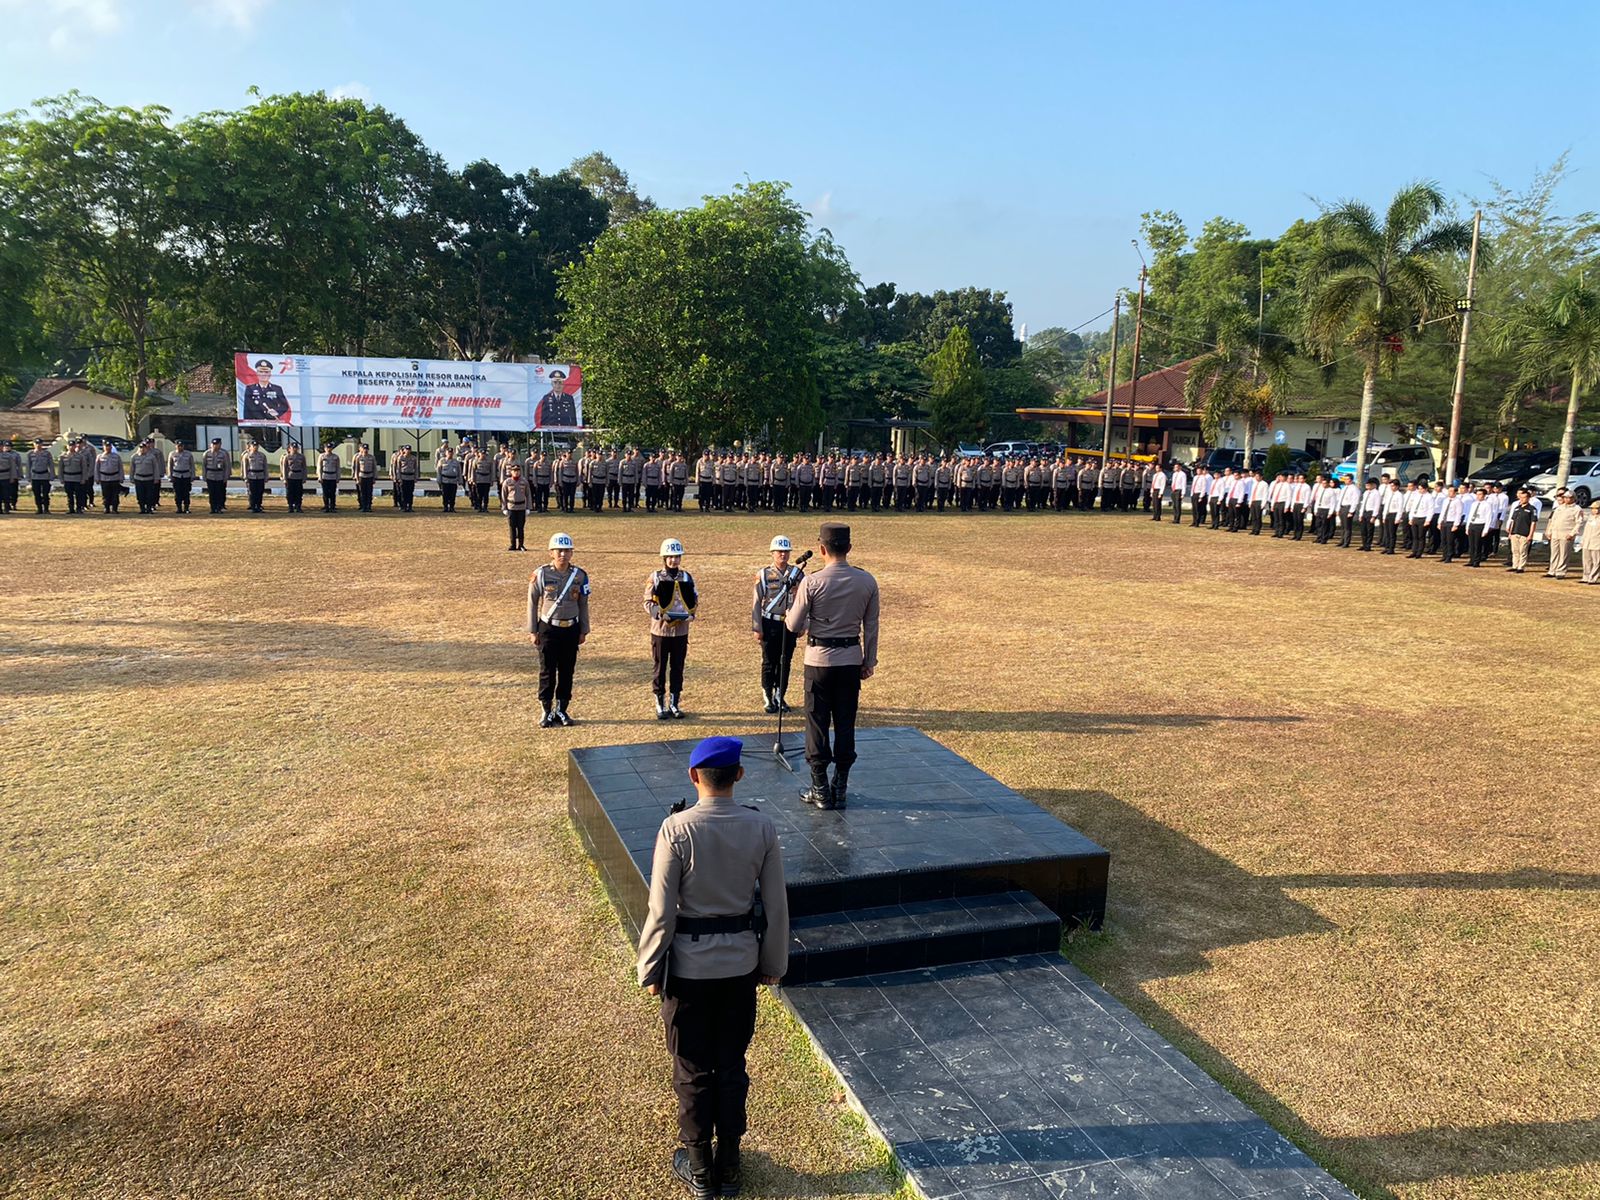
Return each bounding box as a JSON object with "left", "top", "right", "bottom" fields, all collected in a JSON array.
[
  {"left": 831, "top": 768, "right": 850, "bottom": 809},
  {"left": 763, "top": 690, "right": 778, "bottom": 715},
  {"left": 540, "top": 709, "right": 558, "bottom": 728},
  {"left": 669, "top": 695, "right": 686, "bottom": 719},
  {"left": 776, "top": 692, "right": 791, "bottom": 713},
  {"left": 714, "top": 1139, "right": 742, "bottom": 1197},
  {"left": 655, "top": 697, "right": 671, "bottom": 721},
  {"left": 556, "top": 706, "right": 574, "bottom": 727},
  {"left": 672, "top": 1146, "right": 714, "bottom": 1199},
  {"left": 801, "top": 768, "right": 834, "bottom": 809}
]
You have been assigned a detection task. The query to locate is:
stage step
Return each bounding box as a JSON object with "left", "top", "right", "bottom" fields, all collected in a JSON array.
[{"left": 784, "top": 891, "right": 1061, "bottom": 985}]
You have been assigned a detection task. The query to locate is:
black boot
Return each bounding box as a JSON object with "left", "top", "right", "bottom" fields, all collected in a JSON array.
[
  {"left": 714, "top": 1138, "right": 742, "bottom": 1198},
  {"left": 831, "top": 766, "right": 849, "bottom": 810},
  {"left": 800, "top": 766, "right": 833, "bottom": 809},
  {"left": 672, "top": 1144, "right": 714, "bottom": 1199},
  {"left": 763, "top": 688, "right": 778, "bottom": 715}
]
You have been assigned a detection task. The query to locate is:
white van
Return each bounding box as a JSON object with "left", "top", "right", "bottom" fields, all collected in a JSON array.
[{"left": 1364, "top": 444, "right": 1436, "bottom": 484}]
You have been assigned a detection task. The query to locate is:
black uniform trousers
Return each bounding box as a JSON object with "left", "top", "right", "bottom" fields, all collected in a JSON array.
[
  {"left": 398, "top": 479, "right": 415, "bottom": 511},
  {"left": 1408, "top": 517, "right": 1429, "bottom": 557},
  {"left": 1, "top": 479, "right": 17, "bottom": 510},
  {"left": 247, "top": 479, "right": 266, "bottom": 511},
  {"left": 32, "top": 480, "right": 51, "bottom": 512},
  {"left": 320, "top": 480, "right": 338, "bottom": 511},
  {"left": 506, "top": 509, "right": 527, "bottom": 549},
  {"left": 1360, "top": 516, "right": 1376, "bottom": 550},
  {"left": 173, "top": 478, "right": 193, "bottom": 512},
  {"left": 286, "top": 479, "right": 304, "bottom": 512},
  {"left": 759, "top": 617, "right": 797, "bottom": 695},
  {"left": 803, "top": 662, "right": 861, "bottom": 771},
  {"left": 661, "top": 969, "right": 759, "bottom": 1147},
  {"left": 206, "top": 479, "right": 227, "bottom": 512},
  {"left": 135, "top": 479, "right": 158, "bottom": 512},
  {"left": 100, "top": 482, "right": 121, "bottom": 512},
  {"left": 652, "top": 634, "right": 687, "bottom": 697},
  {"left": 440, "top": 482, "right": 457, "bottom": 512},
  {"left": 357, "top": 478, "right": 375, "bottom": 511},
  {"left": 536, "top": 623, "right": 580, "bottom": 708}
]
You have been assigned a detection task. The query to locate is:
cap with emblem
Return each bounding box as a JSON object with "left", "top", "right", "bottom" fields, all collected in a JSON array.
[
  {"left": 660, "top": 538, "right": 684, "bottom": 557},
  {"left": 820, "top": 521, "right": 851, "bottom": 550},
  {"left": 688, "top": 736, "right": 742, "bottom": 770},
  {"left": 769, "top": 535, "right": 791, "bottom": 552},
  {"left": 549, "top": 531, "right": 574, "bottom": 550},
  {"left": 210, "top": 437, "right": 222, "bottom": 444}
]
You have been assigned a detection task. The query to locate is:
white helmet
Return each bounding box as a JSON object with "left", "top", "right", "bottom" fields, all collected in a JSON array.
[
  {"left": 770, "top": 535, "right": 792, "bottom": 552},
  {"left": 549, "top": 532, "right": 574, "bottom": 550},
  {"left": 660, "top": 538, "right": 684, "bottom": 557}
]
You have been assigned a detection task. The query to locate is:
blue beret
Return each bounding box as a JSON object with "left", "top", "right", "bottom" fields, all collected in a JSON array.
[{"left": 688, "top": 736, "right": 743, "bottom": 770}]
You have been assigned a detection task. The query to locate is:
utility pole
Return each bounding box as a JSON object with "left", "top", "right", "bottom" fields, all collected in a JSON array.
[
  {"left": 1096, "top": 295, "right": 1121, "bottom": 504},
  {"left": 1445, "top": 209, "right": 1482, "bottom": 486},
  {"left": 1124, "top": 267, "right": 1147, "bottom": 463}
]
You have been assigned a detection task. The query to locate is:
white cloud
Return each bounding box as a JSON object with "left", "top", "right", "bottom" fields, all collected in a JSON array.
[
  {"left": 0, "top": 0, "right": 124, "bottom": 55},
  {"left": 189, "top": 0, "right": 272, "bottom": 31},
  {"left": 328, "top": 81, "right": 372, "bottom": 103}
]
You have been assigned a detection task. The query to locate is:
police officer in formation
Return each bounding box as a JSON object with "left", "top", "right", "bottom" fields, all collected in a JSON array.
[
  {"left": 241, "top": 439, "right": 269, "bottom": 512},
  {"left": 526, "top": 530, "right": 590, "bottom": 727},
  {"left": 280, "top": 441, "right": 307, "bottom": 513},
  {"left": 202, "top": 437, "right": 232, "bottom": 513},
  {"left": 59, "top": 436, "right": 93, "bottom": 511},
  {"left": 645, "top": 538, "right": 697, "bottom": 720},
  {"left": 168, "top": 440, "right": 196, "bottom": 512},
  {"left": 502, "top": 463, "right": 531, "bottom": 551},
  {"left": 93, "top": 439, "right": 124, "bottom": 512},
  {"left": 0, "top": 439, "right": 22, "bottom": 512},
  {"left": 635, "top": 734, "right": 789, "bottom": 1200},
  {"left": 750, "top": 535, "right": 801, "bottom": 715},
  {"left": 26, "top": 438, "right": 55, "bottom": 512},
  {"left": 318, "top": 444, "right": 342, "bottom": 512},
  {"left": 783, "top": 522, "right": 880, "bottom": 810},
  {"left": 128, "top": 437, "right": 162, "bottom": 512}
]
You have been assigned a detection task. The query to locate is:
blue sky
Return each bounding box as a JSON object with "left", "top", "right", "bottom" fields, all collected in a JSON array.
[{"left": 3, "top": 0, "right": 1595, "bottom": 334}]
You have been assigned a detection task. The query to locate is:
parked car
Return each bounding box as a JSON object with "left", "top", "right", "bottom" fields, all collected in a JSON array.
[
  {"left": 1328, "top": 444, "right": 1392, "bottom": 484},
  {"left": 1328, "top": 443, "right": 1435, "bottom": 484},
  {"left": 985, "top": 440, "right": 1034, "bottom": 459},
  {"left": 955, "top": 443, "right": 986, "bottom": 459},
  {"left": 1466, "top": 448, "right": 1561, "bottom": 494},
  {"left": 1526, "top": 457, "right": 1600, "bottom": 505},
  {"left": 1205, "top": 446, "right": 1319, "bottom": 474}
]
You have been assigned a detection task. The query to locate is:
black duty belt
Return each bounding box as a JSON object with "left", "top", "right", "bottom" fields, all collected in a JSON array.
[
  {"left": 809, "top": 636, "right": 859, "bottom": 648},
  {"left": 677, "top": 907, "right": 761, "bottom": 939}
]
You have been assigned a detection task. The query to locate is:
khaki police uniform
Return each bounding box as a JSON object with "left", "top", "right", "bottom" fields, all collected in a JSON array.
[
  {"left": 168, "top": 446, "right": 196, "bottom": 512},
  {"left": 784, "top": 523, "right": 879, "bottom": 806},
  {"left": 527, "top": 559, "right": 591, "bottom": 716}
]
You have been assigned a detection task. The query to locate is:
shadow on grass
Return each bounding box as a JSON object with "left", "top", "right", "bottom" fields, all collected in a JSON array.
[
  {"left": 870, "top": 709, "right": 1305, "bottom": 736},
  {"left": 1269, "top": 869, "right": 1600, "bottom": 891},
  {"left": 1328, "top": 1116, "right": 1600, "bottom": 1186}
]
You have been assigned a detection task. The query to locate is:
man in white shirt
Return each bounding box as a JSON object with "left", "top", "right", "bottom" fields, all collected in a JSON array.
[
  {"left": 1357, "top": 480, "right": 1383, "bottom": 551},
  {"left": 1313, "top": 477, "right": 1340, "bottom": 543},
  {"left": 1149, "top": 465, "right": 1169, "bottom": 522},
  {"left": 1168, "top": 463, "right": 1188, "bottom": 525},
  {"left": 1289, "top": 474, "right": 1312, "bottom": 540},
  {"left": 1191, "top": 466, "right": 1211, "bottom": 527},
  {"left": 1336, "top": 477, "right": 1363, "bottom": 547},
  {"left": 1248, "top": 472, "right": 1268, "bottom": 535},
  {"left": 1465, "top": 486, "right": 1495, "bottom": 566},
  {"left": 1438, "top": 486, "right": 1464, "bottom": 563},
  {"left": 1379, "top": 479, "right": 1405, "bottom": 554}
]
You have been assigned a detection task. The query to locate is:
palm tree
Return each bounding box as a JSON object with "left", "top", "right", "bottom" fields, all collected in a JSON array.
[
  {"left": 1303, "top": 183, "right": 1476, "bottom": 481},
  {"left": 1497, "top": 272, "right": 1600, "bottom": 488},
  {"left": 1183, "top": 311, "right": 1293, "bottom": 464}
]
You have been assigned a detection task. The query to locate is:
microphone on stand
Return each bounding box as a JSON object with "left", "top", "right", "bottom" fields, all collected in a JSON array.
[{"left": 772, "top": 552, "right": 811, "bottom": 771}]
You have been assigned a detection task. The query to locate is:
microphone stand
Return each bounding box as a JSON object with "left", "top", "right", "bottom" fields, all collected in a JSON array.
[{"left": 766, "top": 558, "right": 808, "bottom": 772}]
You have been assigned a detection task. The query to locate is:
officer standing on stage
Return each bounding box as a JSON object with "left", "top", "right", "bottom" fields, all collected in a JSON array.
[
  {"left": 751, "top": 535, "right": 801, "bottom": 715},
  {"left": 527, "top": 531, "right": 590, "bottom": 727},
  {"left": 784, "top": 522, "right": 879, "bottom": 810},
  {"left": 636, "top": 735, "right": 789, "bottom": 1200}
]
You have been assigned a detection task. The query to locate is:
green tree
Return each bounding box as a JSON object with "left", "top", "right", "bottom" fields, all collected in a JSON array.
[
  {"left": 0, "top": 202, "right": 43, "bottom": 397},
  {"left": 559, "top": 182, "right": 853, "bottom": 453},
  {"left": 568, "top": 151, "right": 656, "bottom": 226},
  {"left": 1182, "top": 312, "right": 1294, "bottom": 462},
  {"left": 1303, "top": 181, "right": 1476, "bottom": 481},
  {"left": 924, "top": 326, "right": 986, "bottom": 449},
  {"left": 0, "top": 93, "right": 194, "bottom": 435},
  {"left": 1496, "top": 273, "right": 1600, "bottom": 487},
  {"left": 183, "top": 91, "right": 444, "bottom": 365}
]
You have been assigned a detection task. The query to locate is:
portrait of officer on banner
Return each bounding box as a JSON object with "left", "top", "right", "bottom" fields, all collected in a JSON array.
[
  {"left": 535, "top": 366, "right": 581, "bottom": 429},
  {"left": 238, "top": 356, "right": 292, "bottom": 424}
]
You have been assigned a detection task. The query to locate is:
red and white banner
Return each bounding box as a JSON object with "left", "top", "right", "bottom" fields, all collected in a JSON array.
[{"left": 235, "top": 353, "right": 584, "bottom": 431}]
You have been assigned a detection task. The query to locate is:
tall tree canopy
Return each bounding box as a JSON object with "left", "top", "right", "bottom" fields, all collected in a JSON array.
[
  {"left": 559, "top": 181, "right": 855, "bottom": 453},
  {"left": 924, "top": 325, "right": 986, "bottom": 449}
]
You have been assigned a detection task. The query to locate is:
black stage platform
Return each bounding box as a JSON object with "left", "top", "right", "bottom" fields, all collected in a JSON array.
[{"left": 569, "top": 726, "right": 1108, "bottom": 984}]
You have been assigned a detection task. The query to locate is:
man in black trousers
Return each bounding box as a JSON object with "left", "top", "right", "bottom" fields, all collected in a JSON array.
[{"left": 784, "top": 522, "right": 880, "bottom": 810}]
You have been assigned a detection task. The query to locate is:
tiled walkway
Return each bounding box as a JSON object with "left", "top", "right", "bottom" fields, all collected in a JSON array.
[{"left": 784, "top": 955, "right": 1355, "bottom": 1200}]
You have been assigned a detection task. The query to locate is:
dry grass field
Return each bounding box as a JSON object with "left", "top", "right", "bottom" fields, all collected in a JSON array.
[{"left": 1, "top": 500, "right": 1596, "bottom": 1200}]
